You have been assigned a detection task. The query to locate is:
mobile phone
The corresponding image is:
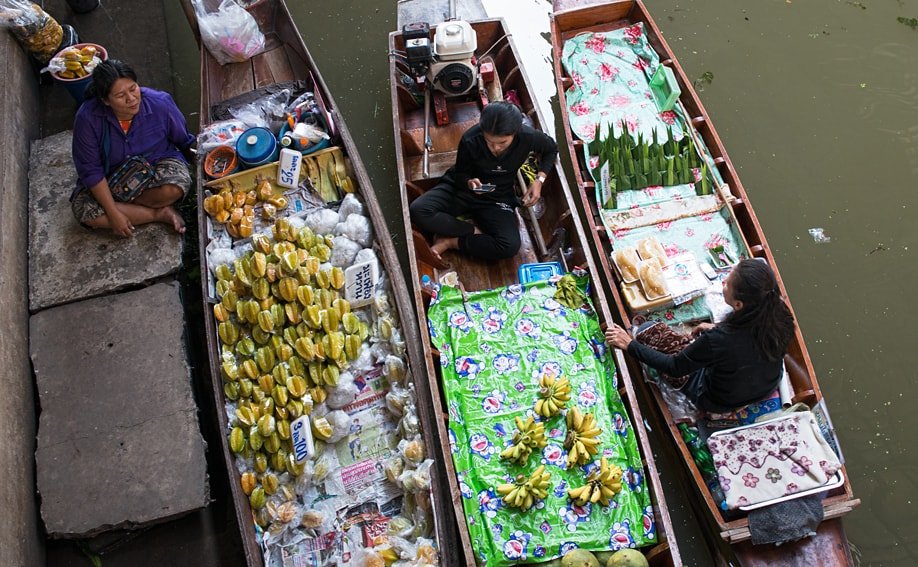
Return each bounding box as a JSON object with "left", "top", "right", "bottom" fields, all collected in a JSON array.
[{"left": 473, "top": 183, "right": 496, "bottom": 194}]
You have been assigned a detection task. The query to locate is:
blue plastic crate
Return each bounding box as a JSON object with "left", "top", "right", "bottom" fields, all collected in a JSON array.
[{"left": 518, "top": 262, "right": 563, "bottom": 284}]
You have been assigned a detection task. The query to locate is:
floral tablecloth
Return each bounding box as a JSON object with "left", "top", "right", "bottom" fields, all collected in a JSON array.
[{"left": 427, "top": 277, "right": 655, "bottom": 565}]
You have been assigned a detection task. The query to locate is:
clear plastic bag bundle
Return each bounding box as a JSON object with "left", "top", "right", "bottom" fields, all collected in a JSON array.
[{"left": 192, "top": 0, "right": 265, "bottom": 65}]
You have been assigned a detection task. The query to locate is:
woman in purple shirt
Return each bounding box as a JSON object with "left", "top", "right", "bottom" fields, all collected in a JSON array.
[{"left": 71, "top": 60, "right": 195, "bottom": 237}]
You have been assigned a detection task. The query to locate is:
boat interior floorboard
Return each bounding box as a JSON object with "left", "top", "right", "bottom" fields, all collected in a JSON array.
[{"left": 434, "top": 211, "right": 537, "bottom": 292}]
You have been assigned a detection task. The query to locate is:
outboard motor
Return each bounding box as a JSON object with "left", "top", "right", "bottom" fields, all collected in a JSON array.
[{"left": 428, "top": 20, "right": 478, "bottom": 96}]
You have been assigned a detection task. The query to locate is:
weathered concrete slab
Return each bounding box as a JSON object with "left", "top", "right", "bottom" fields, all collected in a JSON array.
[
  {"left": 31, "top": 282, "right": 208, "bottom": 538},
  {"left": 28, "top": 131, "right": 183, "bottom": 312},
  {"left": 397, "top": 0, "right": 486, "bottom": 28}
]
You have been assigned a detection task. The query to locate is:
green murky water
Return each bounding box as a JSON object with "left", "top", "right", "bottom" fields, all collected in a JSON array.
[{"left": 165, "top": 0, "right": 918, "bottom": 564}]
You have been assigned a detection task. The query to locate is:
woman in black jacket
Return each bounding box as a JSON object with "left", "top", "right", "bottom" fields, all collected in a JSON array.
[{"left": 605, "top": 259, "right": 796, "bottom": 412}]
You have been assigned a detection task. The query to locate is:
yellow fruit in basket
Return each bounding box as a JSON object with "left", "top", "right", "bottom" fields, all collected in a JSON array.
[
  {"left": 284, "top": 303, "right": 302, "bottom": 325},
  {"left": 254, "top": 452, "right": 268, "bottom": 474},
  {"left": 80, "top": 45, "right": 97, "bottom": 57},
  {"left": 241, "top": 359, "right": 259, "bottom": 380},
  {"left": 213, "top": 303, "right": 230, "bottom": 323},
  {"left": 238, "top": 217, "right": 254, "bottom": 238},
  {"left": 268, "top": 195, "right": 288, "bottom": 209},
  {"left": 219, "top": 189, "right": 234, "bottom": 210},
  {"left": 240, "top": 471, "right": 256, "bottom": 495},
  {"left": 310, "top": 386, "right": 327, "bottom": 405},
  {"left": 214, "top": 209, "right": 230, "bottom": 224},
  {"left": 203, "top": 195, "right": 223, "bottom": 216},
  {"left": 63, "top": 49, "right": 81, "bottom": 61},
  {"left": 262, "top": 473, "right": 279, "bottom": 495},
  {"left": 257, "top": 179, "right": 273, "bottom": 201},
  {"left": 311, "top": 417, "right": 333, "bottom": 440},
  {"left": 279, "top": 277, "right": 298, "bottom": 303},
  {"left": 229, "top": 427, "right": 246, "bottom": 453}
]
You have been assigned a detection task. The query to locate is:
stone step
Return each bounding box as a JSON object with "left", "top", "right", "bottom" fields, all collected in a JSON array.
[
  {"left": 28, "top": 130, "right": 183, "bottom": 313},
  {"left": 31, "top": 282, "right": 208, "bottom": 538}
]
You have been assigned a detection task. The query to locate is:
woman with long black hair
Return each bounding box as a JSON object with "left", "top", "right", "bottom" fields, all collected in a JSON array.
[{"left": 605, "top": 259, "right": 796, "bottom": 412}]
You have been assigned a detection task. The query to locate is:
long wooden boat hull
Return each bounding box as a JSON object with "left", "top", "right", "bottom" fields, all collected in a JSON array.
[
  {"left": 390, "top": 17, "right": 680, "bottom": 567},
  {"left": 549, "top": 1, "right": 859, "bottom": 565},
  {"left": 188, "top": 0, "right": 447, "bottom": 563}
]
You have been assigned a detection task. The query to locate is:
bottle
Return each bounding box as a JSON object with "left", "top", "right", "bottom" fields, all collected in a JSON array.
[
  {"left": 678, "top": 423, "right": 716, "bottom": 478},
  {"left": 420, "top": 275, "right": 437, "bottom": 296}
]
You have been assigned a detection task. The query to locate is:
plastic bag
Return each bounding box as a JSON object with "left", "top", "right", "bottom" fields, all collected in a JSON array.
[
  {"left": 193, "top": 0, "right": 265, "bottom": 65},
  {"left": 0, "top": 1, "right": 62, "bottom": 63},
  {"left": 231, "top": 88, "right": 291, "bottom": 131},
  {"left": 198, "top": 119, "right": 248, "bottom": 152}
]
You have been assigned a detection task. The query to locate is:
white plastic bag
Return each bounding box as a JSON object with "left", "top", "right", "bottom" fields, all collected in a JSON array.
[{"left": 193, "top": 0, "right": 265, "bottom": 65}]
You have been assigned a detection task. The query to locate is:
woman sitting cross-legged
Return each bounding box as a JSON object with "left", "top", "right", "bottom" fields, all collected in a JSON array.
[
  {"left": 408, "top": 101, "right": 558, "bottom": 261},
  {"left": 70, "top": 59, "right": 195, "bottom": 238},
  {"left": 605, "top": 259, "right": 796, "bottom": 413}
]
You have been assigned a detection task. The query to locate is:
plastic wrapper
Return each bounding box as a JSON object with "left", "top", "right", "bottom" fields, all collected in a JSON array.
[
  {"left": 398, "top": 405, "right": 421, "bottom": 438},
  {"left": 354, "top": 247, "right": 378, "bottom": 266},
  {"left": 382, "top": 455, "right": 404, "bottom": 484},
  {"left": 397, "top": 436, "right": 425, "bottom": 466},
  {"left": 338, "top": 193, "right": 365, "bottom": 221},
  {"left": 230, "top": 88, "right": 291, "bottom": 131},
  {"left": 192, "top": 0, "right": 265, "bottom": 65},
  {"left": 397, "top": 459, "right": 433, "bottom": 493},
  {"left": 384, "top": 355, "right": 407, "bottom": 385},
  {"left": 385, "top": 383, "right": 411, "bottom": 417},
  {"left": 322, "top": 409, "right": 350, "bottom": 444},
  {"left": 335, "top": 213, "right": 373, "bottom": 247},
  {"left": 304, "top": 208, "right": 339, "bottom": 235},
  {"left": 329, "top": 235, "right": 361, "bottom": 267},
  {"left": 1, "top": 1, "right": 62, "bottom": 63},
  {"left": 325, "top": 372, "right": 358, "bottom": 409},
  {"left": 198, "top": 119, "right": 248, "bottom": 151},
  {"left": 656, "top": 376, "right": 702, "bottom": 423}
]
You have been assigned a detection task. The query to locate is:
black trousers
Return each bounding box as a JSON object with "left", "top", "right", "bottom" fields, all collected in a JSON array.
[{"left": 409, "top": 183, "right": 521, "bottom": 261}]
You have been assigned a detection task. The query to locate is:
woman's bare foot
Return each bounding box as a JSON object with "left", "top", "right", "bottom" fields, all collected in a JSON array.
[
  {"left": 430, "top": 236, "right": 458, "bottom": 260},
  {"left": 156, "top": 205, "right": 186, "bottom": 234}
]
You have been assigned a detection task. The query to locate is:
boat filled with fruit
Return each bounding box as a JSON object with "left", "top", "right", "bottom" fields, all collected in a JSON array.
[
  {"left": 549, "top": 0, "right": 859, "bottom": 564},
  {"left": 187, "top": 0, "right": 446, "bottom": 564},
  {"left": 389, "top": 17, "right": 680, "bottom": 567}
]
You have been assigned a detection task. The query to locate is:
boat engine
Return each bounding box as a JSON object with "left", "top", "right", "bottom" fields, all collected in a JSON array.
[
  {"left": 402, "top": 20, "right": 478, "bottom": 96},
  {"left": 429, "top": 20, "right": 477, "bottom": 95}
]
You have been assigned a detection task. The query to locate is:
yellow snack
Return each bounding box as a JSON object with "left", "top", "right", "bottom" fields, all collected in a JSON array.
[
  {"left": 612, "top": 247, "right": 640, "bottom": 282},
  {"left": 638, "top": 260, "right": 668, "bottom": 299}
]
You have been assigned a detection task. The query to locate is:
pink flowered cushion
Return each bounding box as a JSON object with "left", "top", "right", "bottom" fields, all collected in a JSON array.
[{"left": 706, "top": 412, "right": 841, "bottom": 509}]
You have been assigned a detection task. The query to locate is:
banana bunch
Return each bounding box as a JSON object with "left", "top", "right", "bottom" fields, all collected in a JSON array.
[
  {"left": 203, "top": 180, "right": 289, "bottom": 239},
  {"left": 534, "top": 374, "right": 571, "bottom": 418},
  {"left": 564, "top": 407, "right": 602, "bottom": 468},
  {"left": 496, "top": 465, "right": 552, "bottom": 511},
  {"left": 553, "top": 274, "right": 586, "bottom": 309},
  {"left": 499, "top": 415, "right": 547, "bottom": 465},
  {"left": 567, "top": 457, "right": 623, "bottom": 507}
]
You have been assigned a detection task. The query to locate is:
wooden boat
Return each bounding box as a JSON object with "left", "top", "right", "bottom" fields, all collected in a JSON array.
[
  {"left": 549, "top": 1, "right": 860, "bottom": 564},
  {"left": 389, "top": 17, "right": 680, "bottom": 567},
  {"left": 181, "top": 0, "right": 449, "bottom": 564}
]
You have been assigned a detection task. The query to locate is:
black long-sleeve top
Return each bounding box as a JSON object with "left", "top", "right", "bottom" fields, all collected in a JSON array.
[
  {"left": 627, "top": 326, "right": 783, "bottom": 412},
  {"left": 443, "top": 123, "right": 558, "bottom": 199}
]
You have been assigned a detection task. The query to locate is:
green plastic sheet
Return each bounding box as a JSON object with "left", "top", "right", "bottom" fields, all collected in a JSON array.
[{"left": 427, "top": 277, "right": 656, "bottom": 565}]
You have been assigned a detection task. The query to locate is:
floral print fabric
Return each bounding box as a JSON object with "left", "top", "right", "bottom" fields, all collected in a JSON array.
[
  {"left": 561, "top": 23, "right": 686, "bottom": 144},
  {"left": 427, "top": 277, "right": 655, "bottom": 565},
  {"left": 706, "top": 412, "right": 842, "bottom": 509}
]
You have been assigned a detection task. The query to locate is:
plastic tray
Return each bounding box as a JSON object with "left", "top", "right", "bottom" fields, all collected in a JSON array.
[
  {"left": 706, "top": 415, "right": 847, "bottom": 511},
  {"left": 518, "top": 262, "right": 563, "bottom": 284},
  {"left": 621, "top": 280, "right": 672, "bottom": 313},
  {"left": 611, "top": 247, "right": 640, "bottom": 284}
]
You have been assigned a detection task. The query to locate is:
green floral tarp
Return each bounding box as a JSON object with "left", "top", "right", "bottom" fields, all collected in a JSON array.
[{"left": 427, "top": 277, "right": 655, "bottom": 565}]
